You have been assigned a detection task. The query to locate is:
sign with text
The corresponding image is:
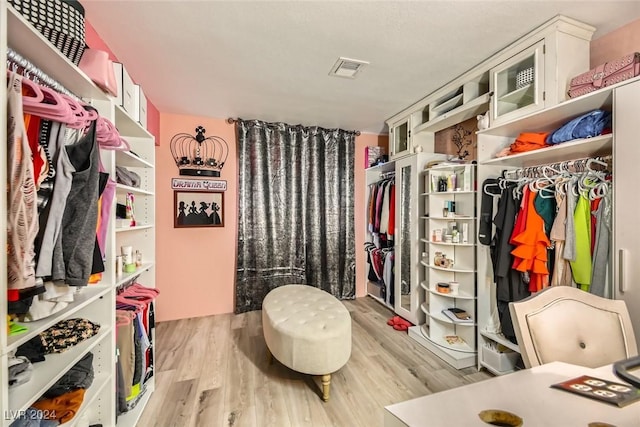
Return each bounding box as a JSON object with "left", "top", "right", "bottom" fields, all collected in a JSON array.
[{"left": 171, "top": 178, "right": 227, "bottom": 192}]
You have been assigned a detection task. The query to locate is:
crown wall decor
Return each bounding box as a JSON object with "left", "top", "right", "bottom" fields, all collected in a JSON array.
[{"left": 170, "top": 126, "right": 229, "bottom": 177}]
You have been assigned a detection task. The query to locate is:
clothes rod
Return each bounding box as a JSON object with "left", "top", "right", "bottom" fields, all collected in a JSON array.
[
  {"left": 503, "top": 155, "right": 612, "bottom": 179},
  {"left": 7, "top": 47, "right": 77, "bottom": 98}
]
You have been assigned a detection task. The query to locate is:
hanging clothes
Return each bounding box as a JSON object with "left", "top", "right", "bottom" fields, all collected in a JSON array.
[
  {"left": 590, "top": 194, "right": 611, "bottom": 297},
  {"left": 571, "top": 192, "right": 593, "bottom": 290},
  {"left": 550, "top": 189, "right": 575, "bottom": 287}
]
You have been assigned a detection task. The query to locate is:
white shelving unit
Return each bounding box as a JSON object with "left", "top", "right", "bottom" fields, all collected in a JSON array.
[
  {"left": 475, "top": 72, "right": 640, "bottom": 376},
  {"left": 409, "top": 164, "right": 478, "bottom": 369},
  {"left": 1, "top": 3, "right": 156, "bottom": 426}
]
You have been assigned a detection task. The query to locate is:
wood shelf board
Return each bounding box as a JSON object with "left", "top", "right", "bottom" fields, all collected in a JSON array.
[
  {"left": 480, "top": 330, "right": 520, "bottom": 353},
  {"left": 9, "top": 326, "right": 113, "bottom": 413},
  {"left": 116, "top": 184, "right": 154, "bottom": 196},
  {"left": 114, "top": 104, "right": 154, "bottom": 139},
  {"left": 429, "top": 311, "right": 476, "bottom": 326},
  {"left": 115, "top": 150, "right": 154, "bottom": 169},
  {"left": 408, "top": 326, "right": 477, "bottom": 368},
  {"left": 6, "top": 7, "right": 109, "bottom": 101},
  {"left": 70, "top": 372, "right": 112, "bottom": 427},
  {"left": 115, "top": 263, "right": 155, "bottom": 288},
  {"left": 425, "top": 263, "right": 475, "bottom": 273},
  {"left": 480, "top": 360, "right": 515, "bottom": 376},
  {"left": 428, "top": 241, "right": 475, "bottom": 247},
  {"left": 498, "top": 83, "right": 534, "bottom": 104},
  {"left": 481, "top": 134, "right": 613, "bottom": 167},
  {"left": 5, "top": 286, "right": 112, "bottom": 352},
  {"left": 427, "top": 287, "right": 475, "bottom": 300},
  {"left": 116, "top": 224, "right": 155, "bottom": 233},
  {"left": 415, "top": 93, "right": 491, "bottom": 134},
  {"left": 479, "top": 86, "right": 617, "bottom": 137}
]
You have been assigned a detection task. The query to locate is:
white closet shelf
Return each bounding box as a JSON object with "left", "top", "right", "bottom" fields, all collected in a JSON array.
[
  {"left": 428, "top": 241, "right": 476, "bottom": 247},
  {"left": 481, "top": 134, "right": 613, "bottom": 167},
  {"left": 115, "top": 150, "right": 154, "bottom": 169},
  {"left": 69, "top": 372, "right": 111, "bottom": 427},
  {"left": 419, "top": 281, "right": 430, "bottom": 292},
  {"left": 429, "top": 215, "right": 475, "bottom": 220},
  {"left": 6, "top": 7, "right": 108, "bottom": 101},
  {"left": 115, "top": 263, "right": 155, "bottom": 288},
  {"left": 9, "top": 326, "right": 112, "bottom": 414},
  {"left": 6, "top": 285, "right": 112, "bottom": 352},
  {"left": 114, "top": 105, "right": 154, "bottom": 139},
  {"left": 420, "top": 302, "right": 429, "bottom": 315},
  {"left": 428, "top": 288, "right": 475, "bottom": 300},
  {"left": 116, "top": 224, "right": 155, "bottom": 233},
  {"left": 116, "top": 381, "right": 154, "bottom": 427},
  {"left": 429, "top": 312, "right": 476, "bottom": 327},
  {"left": 414, "top": 93, "right": 491, "bottom": 134},
  {"left": 421, "top": 262, "right": 475, "bottom": 273},
  {"left": 478, "top": 81, "right": 627, "bottom": 137},
  {"left": 480, "top": 330, "right": 520, "bottom": 353},
  {"left": 499, "top": 84, "right": 534, "bottom": 104},
  {"left": 480, "top": 360, "right": 516, "bottom": 376},
  {"left": 428, "top": 191, "right": 475, "bottom": 195},
  {"left": 408, "top": 326, "right": 477, "bottom": 368},
  {"left": 116, "top": 184, "right": 154, "bottom": 196}
]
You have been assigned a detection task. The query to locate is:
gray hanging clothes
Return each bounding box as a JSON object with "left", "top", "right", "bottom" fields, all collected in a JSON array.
[{"left": 590, "top": 194, "right": 611, "bottom": 297}]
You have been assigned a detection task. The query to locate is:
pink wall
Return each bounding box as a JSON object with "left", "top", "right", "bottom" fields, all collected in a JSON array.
[
  {"left": 84, "top": 21, "right": 161, "bottom": 144},
  {"left": 156, "top": 113, "right": 237, "bottom": 321},
  {"left": 591, "top": 18, "right": 640, "bottom": 67},
  {"left": 155, "top": 114, "right": 387, "bottom": 321}
]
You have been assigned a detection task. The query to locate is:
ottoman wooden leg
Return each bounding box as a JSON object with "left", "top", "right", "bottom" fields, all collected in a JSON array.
[
  {"left": 321, "top": 374, "right": 331, "bottom": 401},
  {"left": 266, "top": 347, "right": 273, "bottom": 365}
]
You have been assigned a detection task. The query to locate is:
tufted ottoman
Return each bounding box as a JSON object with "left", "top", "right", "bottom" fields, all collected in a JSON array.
[{"left": 262, "top": 285, "right": 352, "bottom": 401}]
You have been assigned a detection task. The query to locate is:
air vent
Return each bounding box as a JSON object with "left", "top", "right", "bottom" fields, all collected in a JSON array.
[{"left": 329, "top": 57, "right": 369, "bottom": 79}]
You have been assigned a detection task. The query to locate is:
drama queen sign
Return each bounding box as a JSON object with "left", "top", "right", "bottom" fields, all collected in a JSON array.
[{"left": 171, "top": 178, "right": 227, "bottom": 192}]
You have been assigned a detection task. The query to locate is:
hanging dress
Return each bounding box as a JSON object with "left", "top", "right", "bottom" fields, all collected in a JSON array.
[{"left": 7, "top": 73, "right": 39, "bottom": 290}]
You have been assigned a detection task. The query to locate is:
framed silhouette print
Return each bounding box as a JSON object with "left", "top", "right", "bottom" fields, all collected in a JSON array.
[{"left": 174, "top": 190, "right": 224, "bottom": 228}]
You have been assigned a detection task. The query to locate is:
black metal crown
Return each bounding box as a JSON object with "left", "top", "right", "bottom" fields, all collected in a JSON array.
[{"left": 169, "top": 126, "right": 229, "bottom": 177}]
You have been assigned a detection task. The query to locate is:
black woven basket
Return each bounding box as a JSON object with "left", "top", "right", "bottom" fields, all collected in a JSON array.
[{"left": 8, "top": 0, "right": 86, "bottom": 65}]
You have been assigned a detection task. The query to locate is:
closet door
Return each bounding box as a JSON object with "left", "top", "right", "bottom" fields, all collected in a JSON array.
[{"left": 613, "top": 79, "right": 640, "bottom": 345}]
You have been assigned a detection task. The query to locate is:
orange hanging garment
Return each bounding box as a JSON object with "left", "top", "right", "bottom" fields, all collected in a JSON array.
[{"left": 511, "top": 189, "right": 551, "bottom": 292}]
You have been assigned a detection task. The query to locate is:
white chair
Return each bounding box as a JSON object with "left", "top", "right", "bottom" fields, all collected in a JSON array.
[{"left": 509, "top": 286, "right": 638, "bottom": 369}]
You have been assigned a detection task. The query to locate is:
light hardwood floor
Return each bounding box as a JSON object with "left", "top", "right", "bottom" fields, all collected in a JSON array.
[{"left": 136, "top": 296, "right": 492, "bottom": 427}]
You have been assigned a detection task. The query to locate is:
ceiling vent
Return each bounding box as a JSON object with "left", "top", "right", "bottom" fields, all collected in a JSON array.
[{"left": 329, "top": 57, "right": 369, "bottom": 79}]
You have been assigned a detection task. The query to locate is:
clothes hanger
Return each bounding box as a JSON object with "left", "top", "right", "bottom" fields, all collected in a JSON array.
[{"left": 7, "top": 70, "right": 45, "bottom": 105}]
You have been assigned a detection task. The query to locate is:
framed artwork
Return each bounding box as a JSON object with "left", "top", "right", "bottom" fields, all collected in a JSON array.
[{"left": 174, "top": 190, "right": 224, "bottom": 228}]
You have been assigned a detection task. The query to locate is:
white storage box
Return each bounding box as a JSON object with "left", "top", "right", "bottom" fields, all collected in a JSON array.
[
  {"left": 481, "top": 344, "right": 519, "bottom": 372},
  {"left": 112, "top": 62, "right": 136, "bottom": 117},
  {"left": 130, "top": 84, "right": 140, "bottom": 122},
  {"left": 138, "top": 86, "right": 147, "bottom": 129}
]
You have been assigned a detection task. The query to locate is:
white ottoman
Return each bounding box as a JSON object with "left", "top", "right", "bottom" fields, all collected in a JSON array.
[{"left": 262, "top": 285, "right": 352, "bottom": 401}]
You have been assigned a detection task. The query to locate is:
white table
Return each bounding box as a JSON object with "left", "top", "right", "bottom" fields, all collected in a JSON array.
[{"left": 384, "top": 362, "right": 640, "bottom": 426}]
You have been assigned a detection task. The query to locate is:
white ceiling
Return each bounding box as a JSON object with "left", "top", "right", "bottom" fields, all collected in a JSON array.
[{"left": 83, "top": 0, "right": 640, "bottom": 134}]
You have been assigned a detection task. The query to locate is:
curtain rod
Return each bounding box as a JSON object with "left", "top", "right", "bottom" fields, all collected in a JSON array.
[
  {"left": 7, "top": 47, "right": 77, "bottom": 98},
  {"left": 227, "top": 117, "right": 362, "bottom": 136}
]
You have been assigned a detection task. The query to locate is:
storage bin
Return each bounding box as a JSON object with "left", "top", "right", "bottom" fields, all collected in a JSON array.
[
  {"left": 8, "top": 0, "right": 86, "bottom": 65},
  {"left": 482, "top": 344, "right": 519, "bottom": 372},
  {"left": 112, "top": 62, "right": 136, "bottom": 117},
  {"left": 138, "top": 86, "right": 148, "bottom": 129}
]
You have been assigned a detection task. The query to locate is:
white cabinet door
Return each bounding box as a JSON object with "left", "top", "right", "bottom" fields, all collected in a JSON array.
[
  {"left": 613, "top": 80, "right": 640, "bottom": 345},
  {"left": 490, "top": 40, "right": 545, "bottom": 125},
  {"left": 390, "top": 117, "right": 411, "bottom": 159}
]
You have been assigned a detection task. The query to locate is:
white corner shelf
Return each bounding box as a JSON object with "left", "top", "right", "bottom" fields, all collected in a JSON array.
[
  {"left": 427, "top": 287, "right": 475, "bottom": 300},
  {"left": 421, "top": 262, "right": 475, "bottom": 273},
  {"left": 480, "top": 330, "right": 520, "bottom": 353},
  {"left": 6, "top": 7, "right": 109, "bottom": 101},
  {"left": 115, "top": 150, "right": 154, "bottom": 169},
  {"left": 429, "top": 311, "right": 476, "bottom": 327},
  {"left": 428, "top": 190, "right": 475, "bottom": 195},
  {"left": 408, "top": 326, "right": 477, "bottom": 369},
  {"left": 114, "top": 104, "right": 154, "bottom": 139},
  {"left": 429, "top": 215, "right": 475, "bottom": 220},
  {"left": 429, "top": 241, "right": 475, "bottom": 247},
  {"left": 6, "top": 286, "right": 112, "bottom": 352},
  {"left": 116, "top": 184, "right": 154, "bottom": 196},
  {"left": 116, "top": 224, "right": 155, "bottom": 233},
  {"left": 114, "top": 263, "right": 155, "bottom": 288},
  {"left": 8, "top": 326, "right": 113, "bottom": 414}
]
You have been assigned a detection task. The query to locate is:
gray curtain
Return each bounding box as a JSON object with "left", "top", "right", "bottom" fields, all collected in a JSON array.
[{"left": 235, "top": 119, "right": 356, "bottom": 313}]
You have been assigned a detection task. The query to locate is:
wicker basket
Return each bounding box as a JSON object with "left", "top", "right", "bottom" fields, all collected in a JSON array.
[
  {"left": 8, "top": 0, "right": 86, "bottom": 65},
  {"left": 516, "top": 67, "right": 534, "bottom": 90}
]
